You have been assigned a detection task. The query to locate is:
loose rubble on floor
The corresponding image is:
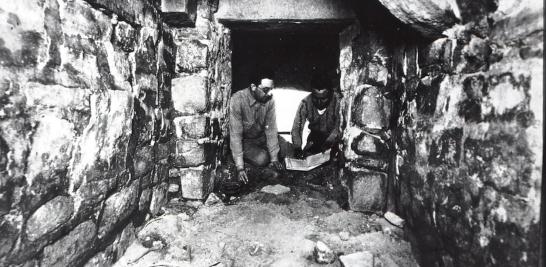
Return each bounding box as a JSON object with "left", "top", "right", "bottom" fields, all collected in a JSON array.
[{"left": 116, "top": 178, "right": 419, "bottom": 267}]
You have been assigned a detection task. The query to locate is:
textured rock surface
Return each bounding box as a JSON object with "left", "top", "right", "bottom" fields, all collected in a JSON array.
[
  {"left": 98, "top": 181, "right": 139, "bottom": 239},
  {"left": 0, "top": 0, "right": 175, "bottom": 265},
  {"left": 149, "top": 183, "right": 169, "bottom": 215},
  {"left": 25, "top": 196, "right": 74, "bottom": 241},
  {"left": 347, "top": 168, "right": 387, "bottom": 212},
  {"left": 339, "top": 251, "right": 374, "bottom": 267},
  {"left": 216, "top": 0, "right": 354, "bottom": 21},
  {"left": 385, "top": 1, "right": 543, "bottom": 266},
  {"left": 41, "top": 221, "right": 96, "bottom": 267},
  {"left": 179, "top": 166, "right": 213, "bottom": 200},
  {"left": 377, "top": 0, "right": 459, "bottom": 37},
  {"left": 171, "top": 74, "right": 208, "bottom": 115},
  {"left": 173, "top": 115, "right": 209, "bottom": 139}
]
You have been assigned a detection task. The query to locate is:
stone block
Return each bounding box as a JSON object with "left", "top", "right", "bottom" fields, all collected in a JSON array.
[
  {"left": 69, "top": 90, "right": 133, "bottom": 194},
  {"left": 216, "top": 0, "right": 354, "bottom": 21},
  {"left": 140, "top": 172, "right": 154, "bottom": 190},
  {"left": 173, "top": 115, "right": 209, "bottom": 139},
  {"left": 175, "top": 39, "right": 208, "bottom": 73},
  {"left": 352, "top": 157, "right": 389, "bottom": 172},
  {"left": 179, "top": 166, "right": 212, "bottom": 200},
  {"left": 429, "top": 128, "right": 463, "bottom": 167},
  {"left": 365, "top": 61, "right": 388, "bottom": 87},
  {"left": 113, "top": 21, "right": 137, "bottom": 52},
  {"left": 134, "top": 145, "right": 154, "bottom": 178},
  {"left": 153, "top": 164, "right": 170, "bottom": 184},
  {"left": 139, "top": 188, "right": 152, "bottom": 212},
  {"left": 149, "top": 183, "right": 169, "bottom": 215},
  {"left": 339, "top": 251, "right": 374, "bottom": 267},
  {"left": 112, "top": 223, "right": 136, "bottom": 260},
  {"left": 172, "top": 139, "right": 207, "bottom": 167},
  {"left": 23, "top": 83, "right": 91, "bottom": 111},
  {"left": 84, "top": 246, "right": 114, "bottom": 267},
  {"left": 98, "top": 181, "right": 139, "bottom": 239},
  {"left": 347, "top": 168, "right": 387, "bottom": 212},
  {"left": 84, "top": 0, "right": 158, "bottom": 26},
  {"left": 351, "top": 85, "right": 391, "bottom": 129},
  {"left": 74, "top": 178, "right": 117, "bottom": 210},
  {"left": 154, "top": 140, "right": 174, "bottom": 162},
  {"left": 419, "top": 38, "right": 453, "bottom": 70},
  {"left": 376, "top": 0, "right": 458, "bottom": 37},
  {"left": 161, "top": 0, "right": 198, "bottom": 26},
  {"left": 171, "top": 75, "right": 208, "bottom": 115},
  {"left": 41, "top": 221, "right": 96, "bottom": 267},
  {"left": 0, "top": 214, "right": 23, "bottom": 258},
  {"left": 105, "top": 44, "right": 133, "bottom": 91},
  {"left": 457, "top": 35, "right": 491, "bottom": 73},
  {"left": 26, "top": 196, "right": 74, "bottom": 241},
  {"left": 351, "top": 133, "right": 389, "bottom": 156}
]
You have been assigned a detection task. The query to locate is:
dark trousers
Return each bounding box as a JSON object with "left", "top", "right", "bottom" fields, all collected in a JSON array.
[{"left": 243, "top": 135, "right": 294, "bottom": 167}]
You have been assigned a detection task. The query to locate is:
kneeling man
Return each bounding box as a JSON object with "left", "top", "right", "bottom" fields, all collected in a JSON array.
[
  {"left": 292, "top": 74, "right": 340, "bottom": 157},
  {"left": 229, "top": 77, "right": 284, "bottom": 184}
]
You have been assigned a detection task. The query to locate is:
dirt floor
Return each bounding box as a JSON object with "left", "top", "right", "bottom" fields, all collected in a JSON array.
[{"left": 115, "top": 167, "right": 419, "bottom": 267}]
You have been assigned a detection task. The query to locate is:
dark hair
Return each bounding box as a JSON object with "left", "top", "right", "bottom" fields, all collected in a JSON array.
[
  {"left": 252, "top": 67, "right": 275, "bottom": 85},
  {"left": 310, "top": 73, "right": 333, "bottom": 90}
]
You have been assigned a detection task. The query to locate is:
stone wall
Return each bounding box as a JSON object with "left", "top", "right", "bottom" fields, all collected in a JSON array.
[
  {"left": 342, "top": 0, "right": 542, "bottom": 265},
  {"left": 168, "top": 0, "right": 231, "bottom": 201},
  {"left": 338, "top": 2, "right": 401, "bottom": 214},
  {"left": 0, "top": 0, "right": 175, "bottom": 265},
  {"left": 385, "top": 1, "right": 543, "bottom": 266}
]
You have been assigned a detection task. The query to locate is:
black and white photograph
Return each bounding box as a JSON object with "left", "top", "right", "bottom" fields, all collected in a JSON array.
[{"left": 0, "top": 0, "right": 543, "bottom": 266}]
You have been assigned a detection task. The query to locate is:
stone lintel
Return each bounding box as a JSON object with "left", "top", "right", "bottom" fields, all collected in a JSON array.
[{"left": 216, "top": 0, "right": 355, "bottom": 22}]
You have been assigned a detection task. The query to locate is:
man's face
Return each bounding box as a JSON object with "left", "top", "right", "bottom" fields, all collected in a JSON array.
[
  {"left": 311, "top": 88, "right": 331, "bottom": 110},
  {"left": 253, "top": 79, "right": 274, "bottom": 103}
]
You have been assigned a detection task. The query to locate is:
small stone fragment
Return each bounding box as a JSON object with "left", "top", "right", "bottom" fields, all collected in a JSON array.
[
  {"left": 205, "top": 193, "right": 222, "bottom": 206},
  {"left": 260, "top": 184, "right": 290, "bottom": 195},
  {"left": 168, "top": 183, "right": 180, "bottom": 193},
  {"left": 339, "top": 251, "right": 374, "bottom": 267},
  {"left": 339, "top": 231, "right": 350, "bottom": 241},
  {"left": 248, "top": 242, "right": 264, "bottom": 256},
  {"left": 314, "top": 241, "right": 336, "bottom": 264},
  {"left": 384, "top": 212, "right": 404, "bottom": 228}
]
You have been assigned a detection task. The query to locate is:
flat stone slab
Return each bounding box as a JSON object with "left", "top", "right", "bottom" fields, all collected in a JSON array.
[
  {"left": 339, "top": 251, "right": 374, "bottom": 267},
  {"left": 216, "top": 0, "right": 354, "bottom": 22},
  {"left": 384, "top": 211, "right": 405, "bottom": 228},
  {"left": 260, "top": 184, "right": 290, "bottom": 195}
]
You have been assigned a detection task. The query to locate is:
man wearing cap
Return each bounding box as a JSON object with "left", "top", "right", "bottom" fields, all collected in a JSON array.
[
  {"left": 292, "top": 74, "right": 341, "bottom": 158},
  {"left": 229, "top": 77, "right": 284, "bottom": 184}
]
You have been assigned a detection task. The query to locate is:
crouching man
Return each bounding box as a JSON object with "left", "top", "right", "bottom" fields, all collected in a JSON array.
[
  {"left": 292, "top": 74, "right": 341, "bottom": 158},
  {"left": 229, "top": 77, "right": 284, "bottom": 184}
]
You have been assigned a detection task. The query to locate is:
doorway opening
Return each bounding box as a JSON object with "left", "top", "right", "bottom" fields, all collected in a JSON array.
[{"left": 230, "top": 26, "right": 342, "bottom": 142}]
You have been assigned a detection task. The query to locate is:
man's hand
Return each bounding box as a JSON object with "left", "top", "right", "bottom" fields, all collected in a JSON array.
[
  {"left": 268, "top": 161, "right": 283, "bottom": 171},
  {"left": 237, "top": 169, "right": 249, "bottom": 184}
]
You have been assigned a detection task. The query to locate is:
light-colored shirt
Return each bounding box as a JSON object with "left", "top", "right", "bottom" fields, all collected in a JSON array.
[{"left": 229, "top": 88, "right": 280, "bottom": 170}]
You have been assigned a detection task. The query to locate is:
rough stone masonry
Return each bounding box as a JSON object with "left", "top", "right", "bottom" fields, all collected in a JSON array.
[{"left": 0, "top": 0, "right": 543, "bottom": 266}]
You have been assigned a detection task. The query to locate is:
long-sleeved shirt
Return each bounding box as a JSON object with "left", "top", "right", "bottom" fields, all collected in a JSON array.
[
  {"left": 291, "top": 92, "right": 340, "bottom": 150},
  {"left": 229, "top": 88, "right": 280, "bottom": 170}
]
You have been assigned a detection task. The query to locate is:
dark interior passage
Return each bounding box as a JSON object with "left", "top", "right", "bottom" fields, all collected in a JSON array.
[{"left": 231, "top": 30, "right": 340, "bottom": 92}]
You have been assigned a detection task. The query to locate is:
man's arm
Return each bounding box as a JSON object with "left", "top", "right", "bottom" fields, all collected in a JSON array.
[
  {"left": 229, "top": 96, "right": 245, "bottom": 170},
  {"left": 323, "top": 95, "right": 341, "bottom": 148},
  {"left": 264, "top": 100, "right": 280, "bottom": 162},
  {"left": 291, "top": 100, "right": 307, "bottom": 150}
]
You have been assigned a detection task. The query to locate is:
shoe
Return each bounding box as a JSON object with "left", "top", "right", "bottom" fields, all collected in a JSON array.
[{"left": 220, "top": 180, "right": 243, "bottom": 195}]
